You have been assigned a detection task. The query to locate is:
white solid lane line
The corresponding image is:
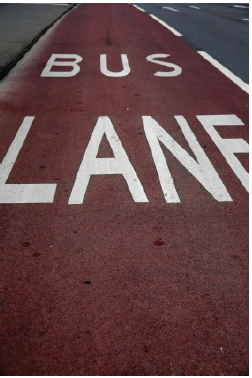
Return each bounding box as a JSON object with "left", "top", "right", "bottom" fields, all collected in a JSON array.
[
  {"left": 163, "top": 6, "right": 180, "bottom": 12},
  {"left": 132, "top": 4, "right": 146, "bottom": 12},
  {"left": 198, "top": 51, "right": 249, "bottom": 94},
  {"left": 190, "top": 6, "right": 201, "bottom": 10},
  {"left": 242, "top": 18, "right": 249, "bottom": 21},
  {"left": 132, "top": 5, "right": 182, "bottom": 36},
  {"left": 149, "top": 14, "right": 183, "bottom": 36}
]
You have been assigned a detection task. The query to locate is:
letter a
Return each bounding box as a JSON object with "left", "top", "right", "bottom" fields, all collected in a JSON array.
[{"left": 69, "top": 117, "right": 148, "bottom": 204}]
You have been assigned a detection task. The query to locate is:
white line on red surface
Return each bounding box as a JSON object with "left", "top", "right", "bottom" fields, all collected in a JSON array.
[
  {"left": 198, "top": 51, "right": 249, "bottom": 94},
  {"left": 149, "top": 14, "right": 182, "bottom": 36},
  {"left": 0, "top": 117, "right": 57, "bottom": 203}
]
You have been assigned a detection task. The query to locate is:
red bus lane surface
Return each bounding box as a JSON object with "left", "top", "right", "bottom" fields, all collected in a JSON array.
[{"left": 1, "top": 4, "right": 248, "bottom": 375}]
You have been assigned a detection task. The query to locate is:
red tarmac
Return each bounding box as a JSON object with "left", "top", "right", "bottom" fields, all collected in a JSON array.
[{"left": 1, "top": 4, "right": 248, "bottom": 375}]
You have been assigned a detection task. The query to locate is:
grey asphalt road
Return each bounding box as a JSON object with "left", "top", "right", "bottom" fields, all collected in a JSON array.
[
  {"left": 134, "top": 3, "right": 249, "bottom": 83},
  {"left": 0, "top": 3, "right": 74, "bottom": 78}
]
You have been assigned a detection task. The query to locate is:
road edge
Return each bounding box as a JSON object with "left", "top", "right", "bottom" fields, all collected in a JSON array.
[{"left": 0, "top": 4, "right": 77, "bottom": 80}]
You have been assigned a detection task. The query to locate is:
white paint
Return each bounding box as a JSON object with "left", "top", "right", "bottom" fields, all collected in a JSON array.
[
  {"left": 0, "top": 117, "right": 56, "bottom": 203},
  {"left": 198, "top": 51, "right": 249, "bottom": 94},
  {"left": 69, "top": 116, "right": 148, "bottom": 204},
  {"left": 242, "top": 18, "right": 249, "bottom": 21},
  {"left": 143, "top": 116, "right": 232, "bottom": 203},
  {"left": 149, "top": 14, "right": 183, "bottom": 36},
  {"left": 100, "top": 54, "right": 131, "bottom": 77},
  {"left": 163, "top": 6, "right": 180, "bottom": 12},
  {"left": 146, "top": 54, "right": 182, "bottom": 77},
  {"left": 233, "top": 4, "right": 249, "bottom": 8},
  {"left": 190, "top": 6, "right": 200, "bottom": 10},
  {"left": 132, "top": 4, "right": 146, "bottom": 12},
  {"left": 41, "top": 54, "right": 82, "bottom": 77},
  {"left": 197, "top": 115, "right": 249, "bottom": 192}
]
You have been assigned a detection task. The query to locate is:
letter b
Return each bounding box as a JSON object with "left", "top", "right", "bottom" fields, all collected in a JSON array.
[{"left": 41, "top": 54, "right": 82, "bottom": 77}]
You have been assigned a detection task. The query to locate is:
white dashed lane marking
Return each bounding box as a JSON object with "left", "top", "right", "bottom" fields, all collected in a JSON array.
[
  {"left": 233, "top": 4, "right": 249, "bottom": 9},
  {"left": 162, "top": 6, "right": 180, "bottom": 12}
]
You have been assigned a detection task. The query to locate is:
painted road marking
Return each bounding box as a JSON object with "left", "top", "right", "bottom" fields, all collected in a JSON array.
[
  {"left": 197, "top": 115, "right": 249, "bottom": 192},
  {"left": 1, "top": 114, "right": 248, "bottom": 204},
  {"left": 100, "top": 54, "right": 131, "bottom": 77},
  {"left": 41, "top": 53, "right": 182, "bottom": 78},
  {"left": 243, "top": 18, "right": 249, "bottom": 21},
  {"left": 41, "top": 54, "right": 83, "bottom": 77},
  {"left": 69, "top": 116, "right": 149, "bottom": 204},
  {"left": 163, "top": 6, "right": 180, "bottom": 12},
  {"left": 146, "top": 54, "right": 182, "bottom": 77},
  {"left": 149, "top": 14, "right": 182, "bottom": 36},
  {"left": 190, "top": 6, "right": 201, "bottom": 10},
  {"left": 0, "top": 117, "right": 57, "bottom": 203},
  {"left": 198, "top": 51, "right": 249, "bottom": 93},
  {"left": 132, "top": 4, "right": 146, "bottom": 13},
  {"left": 233, "top": 4, "right": 249, "bottom": 8},
  {"left": 0, "top": 7, "right": 249, "bottom": 205},
  {"left": 143, "top": 116, "right": 232, "bottom": 203}
]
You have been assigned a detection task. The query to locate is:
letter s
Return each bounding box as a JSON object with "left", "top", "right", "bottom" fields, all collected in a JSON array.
[{"left": 146, "top": 54, "right": 182, "bottom": 77}]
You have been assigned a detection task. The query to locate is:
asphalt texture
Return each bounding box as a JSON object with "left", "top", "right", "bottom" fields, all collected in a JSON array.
[
  {"left": 0, "top": 3, "right": 249, "bottom": 376},
  {"left": 134, "top": 3, "right": 249, "bottom": 83},
  {"left": 0, "top": 3, "right": 74, "bottom": 78}
]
